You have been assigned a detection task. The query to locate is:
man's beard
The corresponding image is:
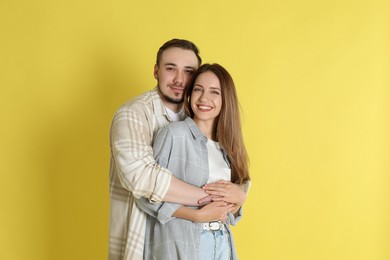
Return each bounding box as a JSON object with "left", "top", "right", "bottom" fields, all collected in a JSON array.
[
  {"left": 157, "top": 85, "right": 185, "bottom": 105},
  {"left": 161, "top": 92, "right": 184, "bottom": 104}
]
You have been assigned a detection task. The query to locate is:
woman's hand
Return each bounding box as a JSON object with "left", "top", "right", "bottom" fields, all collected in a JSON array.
[
  {"left": 196, "top": 201, "right": 234, "bottom": 223},
  {"left": 202, "top": 180, "right": 247, "bottom": 215},
  {"left": 173, "top": 201, "right": 233, "bottom": 223}
]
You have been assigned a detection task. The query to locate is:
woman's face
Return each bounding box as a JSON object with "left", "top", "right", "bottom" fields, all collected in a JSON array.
[{"left": 190, "top": 71, "right": 222, "bottom": 125}]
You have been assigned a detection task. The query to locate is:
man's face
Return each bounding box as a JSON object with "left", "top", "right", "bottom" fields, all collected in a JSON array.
[{"left": 154, "top": 47, "right": 199, "bottom": 107}]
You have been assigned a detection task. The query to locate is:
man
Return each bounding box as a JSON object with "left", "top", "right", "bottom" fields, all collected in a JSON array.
[{"left": 109, "top": 39, "right": 222, "bottom": 260}]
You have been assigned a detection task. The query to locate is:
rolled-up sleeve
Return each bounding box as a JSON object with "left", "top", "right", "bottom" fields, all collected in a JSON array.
[
  {"left": 135, "top": 198, "right": 182, "bottom": 224},
  {"left": 228, "top": 181, "right": 251, "bottom": 226}
]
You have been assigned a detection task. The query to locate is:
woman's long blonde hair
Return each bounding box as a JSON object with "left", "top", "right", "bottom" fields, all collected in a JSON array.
[{"left": 184, "top": 63, "right": 250, "bottom": 184}]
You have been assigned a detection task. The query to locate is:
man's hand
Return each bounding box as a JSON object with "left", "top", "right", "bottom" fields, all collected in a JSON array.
[{"left": 198, "top": 194, "right": 220, "bottom": 205}]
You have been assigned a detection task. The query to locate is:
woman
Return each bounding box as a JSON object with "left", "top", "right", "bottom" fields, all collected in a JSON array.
[{"left": 136, "top": 63, "right": 251, "bottom": 260}]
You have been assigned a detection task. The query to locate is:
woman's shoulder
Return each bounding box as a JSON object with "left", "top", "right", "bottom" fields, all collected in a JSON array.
[
  {"left": 169, "top": 119, "right": 189, "bottom": 129},
  {"left": 160, "top": 119, "right": 191, "bottom": 136},
  {"left": 168, "top": 117, "right": 204, "bottom": 141}
]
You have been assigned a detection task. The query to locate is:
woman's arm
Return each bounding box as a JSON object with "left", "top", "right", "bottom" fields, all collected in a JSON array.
[
  {"left": 173, "top": 202, "right": 235, "bottom": 223},
  {"left": 135, "top": 197, "right": 233, "bottom": 224},
  {"left": 111, "top": 106, "right": 210, "bottom": 206},
  {"left": 135, "top": 197, "right": 181, "bottom": 224}
]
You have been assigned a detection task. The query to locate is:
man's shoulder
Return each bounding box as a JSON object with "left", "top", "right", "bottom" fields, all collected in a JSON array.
[{"left": 116, "top": 89, "right": 161, "bottom": 113}]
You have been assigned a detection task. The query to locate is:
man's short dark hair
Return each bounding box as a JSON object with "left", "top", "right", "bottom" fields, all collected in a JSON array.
[{"left": 156, "top": 39, "right": 202, "bottom": 66}]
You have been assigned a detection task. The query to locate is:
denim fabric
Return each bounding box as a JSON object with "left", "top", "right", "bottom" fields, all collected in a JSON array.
[
  {"left": 137, "top": 118, "right": 243, "bottom": 260},
  {"left": 198, "top": 228, "right": 232, "bottom": 260}
]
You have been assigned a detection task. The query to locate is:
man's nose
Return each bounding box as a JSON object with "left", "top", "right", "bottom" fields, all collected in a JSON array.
[{"left": 173, "top": 71, "right": 184, "bottom": 85}]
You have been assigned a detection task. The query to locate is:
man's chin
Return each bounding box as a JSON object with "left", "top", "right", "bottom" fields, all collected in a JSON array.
[
  {"left": 167, "top": 98, "right": 184, "bottom": 105},
  {"left": 163, "top": 94, "right": 184, "bottom": 105}
]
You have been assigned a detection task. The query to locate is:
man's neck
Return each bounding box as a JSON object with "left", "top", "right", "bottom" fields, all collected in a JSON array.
[
  {"left": 163, "top": 101, "right": 182, "bottom": 113},
  {"left": 165, "top": 106, "right": 185, "bottom": 122}
]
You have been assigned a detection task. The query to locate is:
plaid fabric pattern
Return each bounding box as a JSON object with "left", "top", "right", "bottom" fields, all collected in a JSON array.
[{"left": 109, "top": 88, "right": 181, "bottom": 260}]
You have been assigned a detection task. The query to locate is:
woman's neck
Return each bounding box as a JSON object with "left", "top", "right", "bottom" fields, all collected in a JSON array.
[{"left": 193, "top": 118, "right": 216, "bottom": 141}]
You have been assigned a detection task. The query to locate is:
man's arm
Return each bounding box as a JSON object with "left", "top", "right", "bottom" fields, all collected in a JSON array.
[
  {"left": 110, "top": 103, "right": 208, "bottom": 205},
  {"left": 164, "top": 176, "right": 210, "bottom": 205}
]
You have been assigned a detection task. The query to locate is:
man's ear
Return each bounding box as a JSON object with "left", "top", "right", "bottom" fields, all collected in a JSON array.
[{"left": 153, "top": 64, "right": 159, "bottom": 80}]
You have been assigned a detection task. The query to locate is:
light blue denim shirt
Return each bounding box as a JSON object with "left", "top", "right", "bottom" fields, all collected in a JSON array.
[{"left": 136, "top": 117, "right": 246, "bottom": 260}]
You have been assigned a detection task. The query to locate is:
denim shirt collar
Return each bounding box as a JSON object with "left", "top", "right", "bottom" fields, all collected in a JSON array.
[
  {"left": 184, "top": 117, "right": 207, "bottom": 142},
  {"left": 185, "top": 117, "right": 231, "bottom": 167}
]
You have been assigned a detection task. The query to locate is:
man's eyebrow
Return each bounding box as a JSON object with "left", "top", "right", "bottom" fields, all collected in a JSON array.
[
  {"left": 163, "top": 63, "right": 177, "bottom": 67},
  {"left": 162, "top": 63, "right": 196, "bottom": 70}
]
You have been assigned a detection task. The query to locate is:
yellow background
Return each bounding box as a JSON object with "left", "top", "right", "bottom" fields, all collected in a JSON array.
[{"left": 1, "top": 0, "right": 389, "bottom": 259}]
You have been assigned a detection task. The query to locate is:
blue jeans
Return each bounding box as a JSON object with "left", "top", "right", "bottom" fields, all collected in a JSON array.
[{"left": 198, "top": 229, "right": 231, "bottom": 260}]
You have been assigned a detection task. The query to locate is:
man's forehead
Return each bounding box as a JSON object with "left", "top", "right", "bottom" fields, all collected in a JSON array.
[{"left": 159, "top": 47, "right": 198, "bottom": 67}]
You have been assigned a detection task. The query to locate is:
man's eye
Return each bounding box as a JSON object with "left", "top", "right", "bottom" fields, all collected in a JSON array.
[{"left": 185, "top": 70, "right": 195, "bottom": 75}]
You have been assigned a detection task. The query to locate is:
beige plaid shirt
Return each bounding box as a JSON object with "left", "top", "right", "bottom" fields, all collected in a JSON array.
[{"left": 109, "top": 88, "right": 182, "bottom": 260}]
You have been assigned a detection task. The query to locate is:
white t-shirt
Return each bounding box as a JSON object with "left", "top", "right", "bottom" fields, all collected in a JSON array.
[
  {"left": 206, "top": 139, "right": 231, "bottom": 183},
  {"left": 165, "top": 106, "right": 186, "bottom": 122}
]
